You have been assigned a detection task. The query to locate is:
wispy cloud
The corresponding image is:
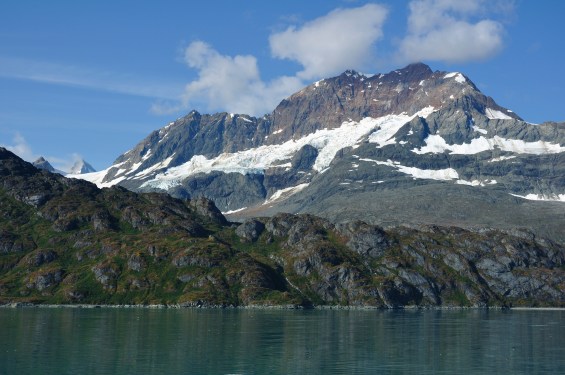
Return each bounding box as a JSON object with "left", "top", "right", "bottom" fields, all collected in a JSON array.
[{"left": 0, "top": 56, "right": 182, "bottom": 100}]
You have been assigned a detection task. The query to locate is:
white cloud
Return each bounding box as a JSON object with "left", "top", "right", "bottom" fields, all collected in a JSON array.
[
  {"left": 158, "top": 4, "right": 389, "bottom": 116},
  {"left": 269, "top": 4, "right": 388, "bottom": 79},
  {"left": 398, "top": 0, "right": 508, "bottom": 63},
  {"left": 153, "top": 41, "right": 303, "bottom": 116},
  {"left": 1, "top": 133, "right": 37, "bottom": 162}
]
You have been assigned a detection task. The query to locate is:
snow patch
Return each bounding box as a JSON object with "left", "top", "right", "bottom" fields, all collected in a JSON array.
[
  {"left": 510, "top": 193, "right": 565, "bottom": 202},
  {"left": 412, "top": 134, "right": 565, "bottom": 155},
  {"left": 222, "top": 207, "right": 248, "bottom": 215},
  {"left": 444, "top": 72, "right": 466, "bottom": 83},
  {"left": 359, "top": 158, "right": 459, "bottom": 181},
  {"left": 472, "top": 126, "right": 488, "bottom": 135},
  {"left": 488, "top": 155, "right": 516, "bottom": 163},
  {"left": 69, "top": 167, "right": 118, "bottom": 188},
  {"left": 456, "top": 179, "right": 497, "bottom": 186},
  {"left": 265, "top": 183, "right": 309, "bottom": 204},
  {"left": 134, "top": 155, "right": 175, "bottom": 178},
  {"left": 485, "top": 108, "right": 513, "bottom": 120},
  {"left": 367, "top": 106, "right": 435, "bottom": 147}
]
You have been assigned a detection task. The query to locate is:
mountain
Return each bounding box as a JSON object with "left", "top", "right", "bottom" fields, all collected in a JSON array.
[
  {"left": 32, "top": 156, "right": 96, "bottom": 175},
  {"left": 69, "top": 159, "right": 96, "bottom": 174},
  {"left": 1, "top": 147, "right": 564, "bottom": 307},
  {"left": 32, "top": 157, "right": 56, "bottom": 173},
  {"left": 75, "top": 63, "right": 565, "bottom": 242}
]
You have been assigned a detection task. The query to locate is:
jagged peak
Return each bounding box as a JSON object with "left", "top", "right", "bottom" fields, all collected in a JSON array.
[
  {"left": 381, "top": 62, "right": 435, "bottom": 83},
  {"left": 334, "top": 63, "right": 434, "bottom": 84},
  {"left": 342, "top": 69, "right": 364, "bottom": 78},
  {"left": 398, "top": 62, "right": 433, "bottom": 74},
  {"left": 32, "top": 156, "right": 55, "bottom": 173},
  {"left": 70, "top": 159, "right": 96, "bottom": 174}
]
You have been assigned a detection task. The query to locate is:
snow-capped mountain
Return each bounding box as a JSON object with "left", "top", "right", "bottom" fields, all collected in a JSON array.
[
  {"left": 69, "top": 159, "right": 96, "bottom": 174},
  {"left": 74, "top": 63, "right": 565, "bottom": 240},
  {"left": 33, "top": 157, "right": 96, "bottom": 175}
]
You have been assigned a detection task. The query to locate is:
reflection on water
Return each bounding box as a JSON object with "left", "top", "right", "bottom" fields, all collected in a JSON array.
[{"left": 0, "top": 308, "right": 564, "bottom": 374}]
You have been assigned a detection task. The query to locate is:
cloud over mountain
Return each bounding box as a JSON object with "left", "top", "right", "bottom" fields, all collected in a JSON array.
[
  {"left": 156, "top": 1, "right": 512, "bottom": 116},
  {"left": 152, "top": 41, "right": 302, "bottom": 116}
]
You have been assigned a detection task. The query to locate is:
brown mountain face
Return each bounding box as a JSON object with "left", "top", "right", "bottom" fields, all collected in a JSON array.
[{"left": 266, "top": 62, "right": 519, "bottom": 143}]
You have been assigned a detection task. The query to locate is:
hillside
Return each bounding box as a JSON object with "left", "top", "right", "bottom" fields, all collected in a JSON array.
[{"left": 1, "top": 148, "right": 564, "bottom": 308}]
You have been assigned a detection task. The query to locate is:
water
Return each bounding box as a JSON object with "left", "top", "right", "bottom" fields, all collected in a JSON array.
[{"left": 0, "top": 308, "right": 563, "bottom": 374}]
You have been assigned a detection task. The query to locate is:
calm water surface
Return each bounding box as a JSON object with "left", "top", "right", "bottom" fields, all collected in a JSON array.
[{"left": 0, "top": 308, "right": 563, "bottom": 374}]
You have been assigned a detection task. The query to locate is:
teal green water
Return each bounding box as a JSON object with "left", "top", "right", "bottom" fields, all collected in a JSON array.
[{"left": 0, "top": 308, "right": 563, "bottom": 374}]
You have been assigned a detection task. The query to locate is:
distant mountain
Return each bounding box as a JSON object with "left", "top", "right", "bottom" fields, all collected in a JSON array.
[
  {"left": 32, "top": 156, "right": 96, "bottom": 175},
  {"left": 74, "top": 63, "right": 565, "bottom": 242},
  {"left": 32, "top": 157, "right": 56, "bottom": 173},
  {"left": 32, "top": 156, "right": 68, "bottom": 175},
  {"left": 69, "top": 159, "right": 96, "bottom": 174},
  {"left": 1, "top": 147, "right": 564, "bottom": 308}
]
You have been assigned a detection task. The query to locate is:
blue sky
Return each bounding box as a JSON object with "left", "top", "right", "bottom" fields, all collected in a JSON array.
[{"left": 1, "top": 0, "right": 563, "bottom": 171}]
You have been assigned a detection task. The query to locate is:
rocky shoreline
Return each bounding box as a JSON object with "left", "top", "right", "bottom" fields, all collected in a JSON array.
[{"left": 4, "top": 302, "right": 564, "bottom": 311}]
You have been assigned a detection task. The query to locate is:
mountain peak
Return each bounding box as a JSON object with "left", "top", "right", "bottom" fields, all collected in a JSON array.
[
  {"left": 70, "top": 159, "right": 96, "bottom": 174},
  {"left": 395, "top": 62, "right": 433, "bottom": 79},
  {"left": 341, "top": 69, "right": 363, "bottom": 78},
  {"left": 32, "top": 156, "right": 55, "bottom": 173}
]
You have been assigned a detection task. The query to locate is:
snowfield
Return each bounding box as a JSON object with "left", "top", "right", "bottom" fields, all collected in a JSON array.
[
  {"left": 412, "top": 134, "right": 565, "bottom": 155},
  {"left": 136, "top": 108, "right": 436, "bottom": 190}
]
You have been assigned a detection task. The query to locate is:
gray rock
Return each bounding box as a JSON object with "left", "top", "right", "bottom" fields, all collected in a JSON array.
[
  {"left": 26, "top": 250, "right": 57, "bottom": 267},
  {"left": 127, "top": 253, "right": 146, "bottom": 272},
  {"left": 92, "top": 264, "right": 120, "bottom": 290},
  {"left": 291, "top": 145, "right": 318, "bottom": 170},
  {"left": 340, "top": 221, "right": 391, "bottom": 258},
  {"left": 27, "top": 269, "right": 64, "bottom": 291},
  {"left": 235, "top": 219, "right": 265, "bottom": 242}
]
